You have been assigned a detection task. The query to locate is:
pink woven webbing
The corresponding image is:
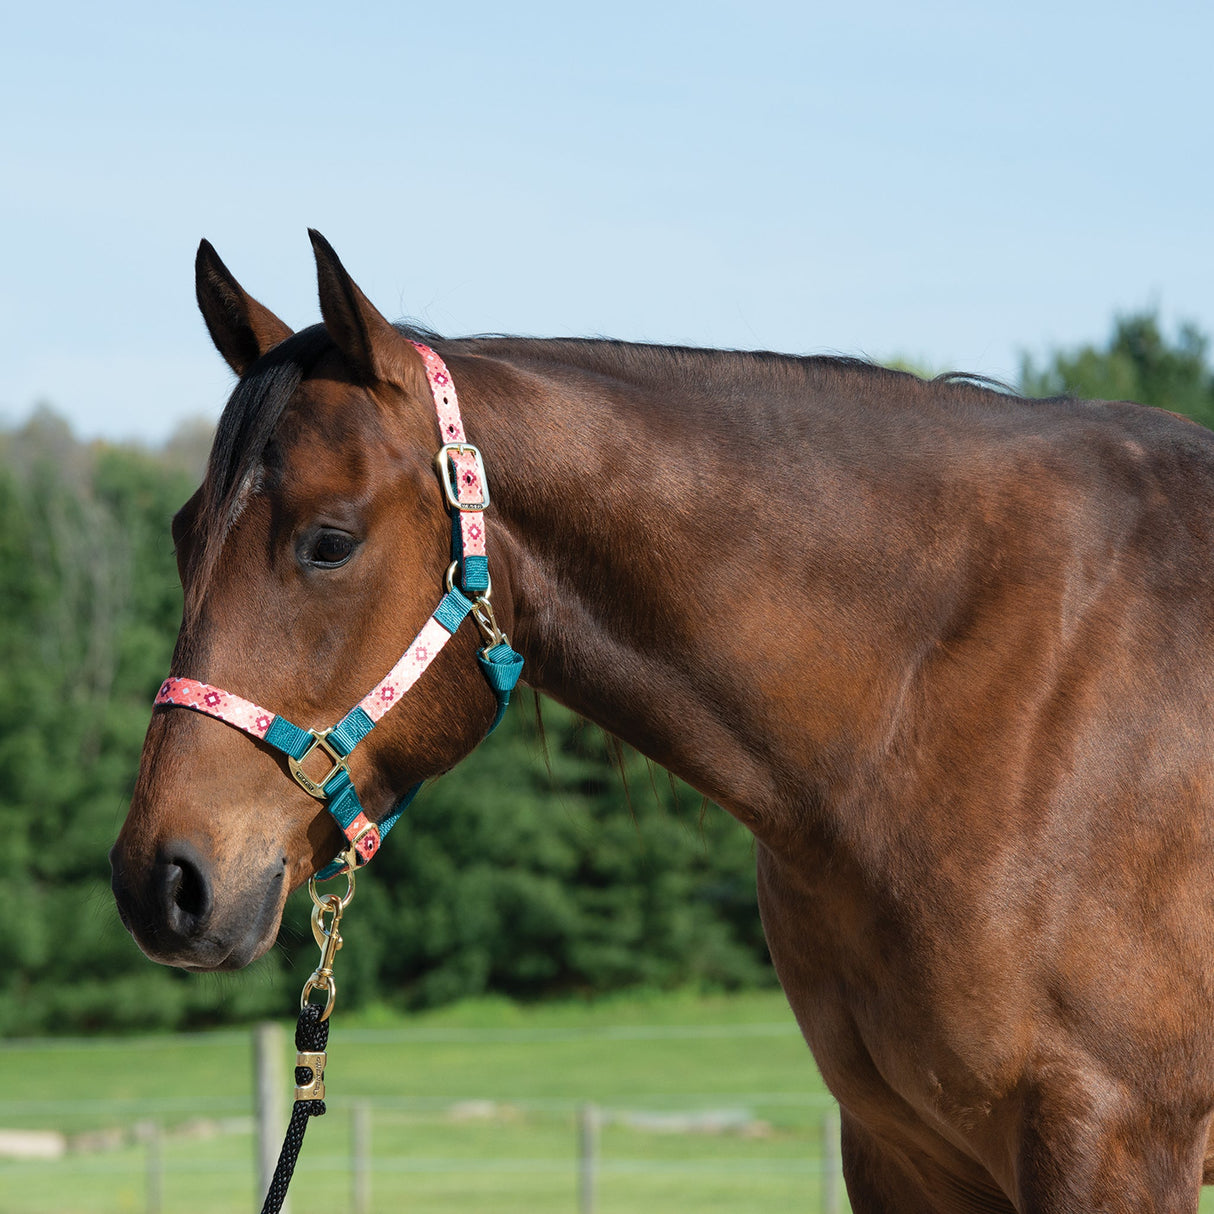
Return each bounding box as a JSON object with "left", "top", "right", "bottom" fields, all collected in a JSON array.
[
  {"left": 410, "top": 341, "right": 487, "bottom": 560},
  {"left": 410, "top": 342, "right": 465, "bottom": 443},
  {"left": 155, "top": 678, "right": 276, "bottom": 739},
  {"left": 357, "top": 615, "right": 456, "bottom": 723}
]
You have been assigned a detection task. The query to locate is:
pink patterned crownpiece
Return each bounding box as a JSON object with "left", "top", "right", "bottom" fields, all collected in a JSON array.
[
  {"left": 410, "top": 341, "right": 489, "bottom": 561},
  {"left": 410, "top": 341, "right": 465, "bottom": 444},
  {"left": 155, "top": 677, "right": 276, "bottom": 739}
]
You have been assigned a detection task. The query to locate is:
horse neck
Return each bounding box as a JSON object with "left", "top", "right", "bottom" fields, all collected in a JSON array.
[{"left": 454, "top": 344, "right": 984, "bottom": 843}]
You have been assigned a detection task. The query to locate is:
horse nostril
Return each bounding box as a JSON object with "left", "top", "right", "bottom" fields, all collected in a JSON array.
[{"left": 158, "top": 846, "right": 214, "bottom": 938}]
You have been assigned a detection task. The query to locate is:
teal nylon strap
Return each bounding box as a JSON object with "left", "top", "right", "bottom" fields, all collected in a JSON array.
[
  {"left": 478, "top": 641, "right": 525, "bottom": 734},
  {"left": 319, "top": 767, "right": 364, "bottom": 831},
  {"left": 433, "top": 588, "right": 475, "bottom": 634},
  {"left": 264, "top": 716, "right": 314, "bottom": 760},
  {"left": 328, "top": 706, "right": 375, "bottom": 756},
  {"left": 372, "top": 781, "right": 422, "bottom": 839},
  {"left": 462, "top": 554, "right": 490, "bottom": 596}
]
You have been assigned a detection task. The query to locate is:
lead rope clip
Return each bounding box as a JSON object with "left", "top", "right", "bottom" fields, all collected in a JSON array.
[{"left": 259, "top": 863, "right": 356, "bottom": 1214}]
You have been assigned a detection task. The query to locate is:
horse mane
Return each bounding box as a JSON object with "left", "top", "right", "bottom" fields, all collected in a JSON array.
[
  {"left": 447, "top": 333, "right": 933, "bottom": 397},
  {"left": 444, "top": 334, "right": 1037, "bottom": 418},
  {"left": 184, "top": 323, "right": 1027, "bottom": 621}
]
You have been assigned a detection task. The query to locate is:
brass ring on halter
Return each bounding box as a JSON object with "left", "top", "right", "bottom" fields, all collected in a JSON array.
[
  {"left": 301, "top": 973, "right": 337, "bottom": 1021},
  {"left": 445, "top": 560, "right": 492, "bottom": 599},
  {"left": 308, "top": 867, "right": 356, "bottom": 910}
]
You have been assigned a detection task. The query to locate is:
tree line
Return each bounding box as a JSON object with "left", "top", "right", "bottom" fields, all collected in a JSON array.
[{"left": 4, "top": 312, "right": 1212, "bottom": 1034}]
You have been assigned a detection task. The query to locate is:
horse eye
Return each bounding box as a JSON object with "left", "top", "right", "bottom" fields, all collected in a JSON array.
[{"left": 302, "top": 529, "right": 358, "bottom": 569}]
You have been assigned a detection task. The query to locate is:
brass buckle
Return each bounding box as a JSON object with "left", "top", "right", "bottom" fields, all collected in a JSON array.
[
  {"left": 435, "top": 443, "right": 491, "bottom": 512},
  {"left": 288, "top": 728, "right": 348, "bottom": 800}
]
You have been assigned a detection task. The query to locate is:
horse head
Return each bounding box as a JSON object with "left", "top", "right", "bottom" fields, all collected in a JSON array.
[{"left": 110, "top": 233, "right": 511, "bottom": 970}]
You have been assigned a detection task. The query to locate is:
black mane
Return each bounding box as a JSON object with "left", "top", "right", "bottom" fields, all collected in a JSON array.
[{"left": 188, "top": 323, "right": 1020, "bottom": 615}]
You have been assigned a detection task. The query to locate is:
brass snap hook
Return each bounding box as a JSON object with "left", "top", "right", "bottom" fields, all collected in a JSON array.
[{"left": 472, "top": 596, "right": 508, "bottom": 649}]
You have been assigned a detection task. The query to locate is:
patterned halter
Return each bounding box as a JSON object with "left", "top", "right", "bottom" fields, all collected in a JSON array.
[{"left": 153, "top": 344, "right": 524, "bottom": 879}]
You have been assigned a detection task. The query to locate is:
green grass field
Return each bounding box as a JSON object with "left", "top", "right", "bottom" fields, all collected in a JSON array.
[
  {"left": 8, "top": 989, "right": 1212, "bottom": 1214},
  {"left": 0, "top": 989, "right": 846, "bottom": 1214}
]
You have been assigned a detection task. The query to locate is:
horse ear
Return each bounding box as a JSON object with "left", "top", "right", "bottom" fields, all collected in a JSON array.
[
  {"left": 308, "top": 229, "right": 417, "bottom": 385},
  {"left": 195, "top": 240, "right": 294, "bottom": 375}
]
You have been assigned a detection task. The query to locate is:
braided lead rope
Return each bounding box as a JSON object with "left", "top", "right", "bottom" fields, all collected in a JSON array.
[{"left": 259, "top": 1003, "right": 329, "bottom": 1214}]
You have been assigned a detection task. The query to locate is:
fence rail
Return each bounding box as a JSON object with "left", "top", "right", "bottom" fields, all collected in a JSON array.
[{"left": 2, "top": 1018, "right": 849, "bottom": 1213}]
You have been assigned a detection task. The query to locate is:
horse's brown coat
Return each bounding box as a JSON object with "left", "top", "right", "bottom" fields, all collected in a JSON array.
[{"left": 111, "top": 233, "right": 1214, "bottom": 1211}]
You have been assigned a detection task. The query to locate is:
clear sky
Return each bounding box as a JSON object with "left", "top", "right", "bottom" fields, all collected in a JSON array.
[{"left": 3, "top": 0, "right": 1210, "bottom": 443}]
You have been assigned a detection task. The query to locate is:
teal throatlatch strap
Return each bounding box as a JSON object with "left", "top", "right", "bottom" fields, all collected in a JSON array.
[{"left": 478, "top": 641, "right": 525, "bottom": 733}]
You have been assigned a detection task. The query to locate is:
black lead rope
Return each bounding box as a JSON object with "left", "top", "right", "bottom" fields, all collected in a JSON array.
[
  {"left": 260, "top": 1003, "right": 330, "bottom": 1214},
  {"left": 259, "top": 878, "right": 350, "bottom": 1214}
]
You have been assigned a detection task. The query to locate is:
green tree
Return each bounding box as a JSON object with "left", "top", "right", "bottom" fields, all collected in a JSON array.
[
  {"left": 332, "top": 702, "right": 770, "bottom": 1011},
  {"left": 0, "top": 412, "right": 295, "bottom": 1033},
  {"left": 1020, "top": 312, "right": 1214, "bottom": 427},
  {"left": 1, "top": 410, "right": 772, "bottom": 1034}
]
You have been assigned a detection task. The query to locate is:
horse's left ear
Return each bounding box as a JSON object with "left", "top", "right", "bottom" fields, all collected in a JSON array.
[
  {"left": 196, "top": 240, "right": 294, "bottom": 375},
  {"left": 309, "top": 229, "right": 419, "bottom": 386}
]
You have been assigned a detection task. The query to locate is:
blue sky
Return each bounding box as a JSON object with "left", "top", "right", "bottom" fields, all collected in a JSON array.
[{"left": 3, "top": 0, "right": 1210, "bottom": 442}]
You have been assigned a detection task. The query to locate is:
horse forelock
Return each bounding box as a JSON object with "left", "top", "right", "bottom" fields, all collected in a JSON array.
[
  {"left": 182, "top": 319, "right": 450, "bottom": 626},
  {"left": 184, "top": 325, "right": 333, "bottom": 624}
]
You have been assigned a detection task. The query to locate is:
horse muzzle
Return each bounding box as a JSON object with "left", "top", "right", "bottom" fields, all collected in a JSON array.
[{"left": 109, "top": 837, "right": 285, "bottom": 970}]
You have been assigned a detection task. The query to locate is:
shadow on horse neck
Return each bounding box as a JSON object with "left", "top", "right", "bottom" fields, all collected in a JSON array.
[{"left": 112, "top": 232, "right": 1214, "bottom": 1214}]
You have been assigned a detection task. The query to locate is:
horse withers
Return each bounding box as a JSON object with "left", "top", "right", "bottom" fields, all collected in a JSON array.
[{"left": 111, "top": 232, "right": 1214, "bottom": 1212}]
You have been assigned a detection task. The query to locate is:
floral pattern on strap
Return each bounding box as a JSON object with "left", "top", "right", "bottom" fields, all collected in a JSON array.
[
  {"left": 410, "top": 341, "right": 465, "bottom": 443},
  {"left": 357, "top": 616, "right": 456, "bottom": 723},
  {"left": 155, "top": 677, "right": 275, "bottom": 739}
]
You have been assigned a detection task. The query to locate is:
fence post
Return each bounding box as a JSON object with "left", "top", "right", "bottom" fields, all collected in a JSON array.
[
  {"left": 140, "top": 1120, "right": 163, "bottom": 1214},
  {"left": 352, "top": 1100, "right": 371, "bottom": 1214},
  {"left": 821, "top": 1106, "right": 841, "bottom": 1214},
  {"left": 579, "top": 1102, "right": 600, "bottom": 1214},
  {"left": 254, "top": 1021, "right": 288, "bottom": 1214}
]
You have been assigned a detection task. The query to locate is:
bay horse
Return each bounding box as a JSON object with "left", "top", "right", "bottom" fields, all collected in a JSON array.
[{"left": 111, "top": 231, "right": 1214, "bottom": 1212}]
